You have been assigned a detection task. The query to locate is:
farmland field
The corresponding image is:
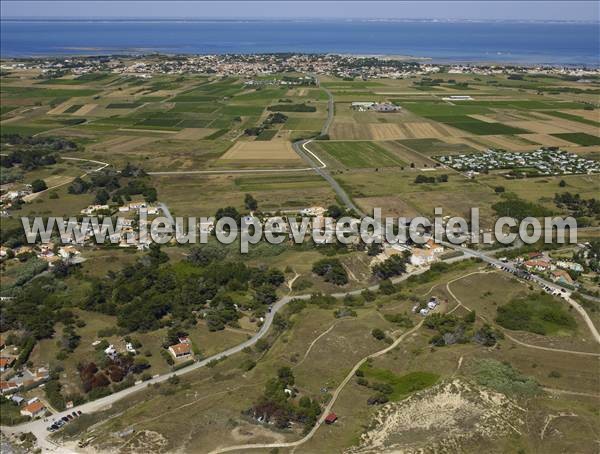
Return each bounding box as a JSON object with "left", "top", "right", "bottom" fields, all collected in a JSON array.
[{"left": 315, "top": 141, "right": 406, "bottom": 168}]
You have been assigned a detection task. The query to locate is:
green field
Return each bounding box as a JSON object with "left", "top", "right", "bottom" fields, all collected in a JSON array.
[
  {"left": 255, "top": 129, "right": 278, "bottom": 140},
  {"left": 359, "top": 365, "right": 439, "bottom": 401},
  {"left": 427, "top": 115, "right": 529, "bottom": 135},
  {"left": 551, "top": 132, "right": 600, "bottom": 146},
  {"left": 317, "top": 141, "right": 406, "bottom": 168}
]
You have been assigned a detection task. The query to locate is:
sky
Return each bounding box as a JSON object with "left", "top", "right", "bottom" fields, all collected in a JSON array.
[{"left": 1, "top": 0, "right": 598, "bottom": 21}]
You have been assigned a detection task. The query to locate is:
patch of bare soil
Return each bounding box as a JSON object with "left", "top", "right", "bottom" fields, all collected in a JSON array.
[
  {"left": 120, "top": 430, "right": 169, "bottom": 454},
  {"left": 230, "top": 425, "right": 287, "bottom": 444},
  {"left": 346, "top": 379, "right": 525, "bottom": 454}
]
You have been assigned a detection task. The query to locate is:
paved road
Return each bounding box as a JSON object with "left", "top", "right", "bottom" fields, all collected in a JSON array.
[
  {"left": 0, "top": 264, "right": 436, "bottom": 452},
  {"left": 439, "top": 241, "right": 600, "bottom": 344},
  {"left": 22, "top": 156, "right": 109, "bottom": 202}
]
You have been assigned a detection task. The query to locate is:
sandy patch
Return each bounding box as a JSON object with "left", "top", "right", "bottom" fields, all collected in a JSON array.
[
  {"left": 230, "top": 425, "right": 286, "bottom": 444},
  {"left": 347, "top": 379, "right": 525, "bottom": 454},
  {"left": 73, "top": 104, "right": 98, "bottom": 116},
  {"left": 219, "top": 140, "right": 302, "bottom": 162},
  {"left": 173, "top": 128, "right": 218, "bottom": 140}
]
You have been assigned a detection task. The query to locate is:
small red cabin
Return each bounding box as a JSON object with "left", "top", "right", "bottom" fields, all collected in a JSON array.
[{"left": 325, "top": 412, "right": 338, "bottom": 424}]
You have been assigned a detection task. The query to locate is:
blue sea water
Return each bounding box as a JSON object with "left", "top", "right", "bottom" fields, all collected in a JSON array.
[{"left": 1, "top": 20, "right": 598, "bottom": 65}]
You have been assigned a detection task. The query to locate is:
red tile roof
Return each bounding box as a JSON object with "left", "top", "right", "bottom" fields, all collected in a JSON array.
[
  {"left": 22, "top": 400, "right": 45, "bottom": 415},
  {"left": 169, "top": 343, "right": 191, "bottom": 356},
  {"left": 325, "top": 412, "right": 338, "bottom": 423}
]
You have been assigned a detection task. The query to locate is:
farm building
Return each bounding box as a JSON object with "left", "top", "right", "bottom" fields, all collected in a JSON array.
[
  {"left": 20, "top": 399, "right": 46, "bottom": 418},
  {"left": 442, "top": 95, "right": 473, "bottom": 101},
  {"left": 169, "top": 343, "right": 192, "bottom": 359},
  {"left": 325, "top": 412, "right": 338, "bottom": 424}
]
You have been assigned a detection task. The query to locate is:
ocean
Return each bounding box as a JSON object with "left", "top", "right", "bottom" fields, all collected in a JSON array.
[{"left": 1, "top": 19, "right": 598, "bottom": 65}]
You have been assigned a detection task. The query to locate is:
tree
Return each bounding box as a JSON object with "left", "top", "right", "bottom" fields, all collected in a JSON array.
[
  {"left": 277, "top": 367, "right": 295, "bottom": 386},
  {"left": 31, "top": 179, "right": 47, "bottom": 193},
  {"left": 372, "top": 252, "right": 410, "bottom": 279},
  {"left": 215, "top": 206, "right": 241, "bottom": 225},
  {"left": 494, "top": 186, "right": 505, "bottom": 193},
  {"left": 244, "top": 194, "right": 258, "bottom": 211},
  {"left": 367, "top": 242, "right": 383, "bottom": 256},
  {"left": 312, "top": 258, "right": 348, "bottom": 285},
  {"left": 371, "top": 328, "right": 385, "bottom": 340},
  {"left": 95, "top": 189, "right": 110, "bottom": 205},
  {"left": 326, "top": 205, "right": 343, "bottom": 219},
  {"left": 559, "top": 179, "right": 566, "bottom": 187}
]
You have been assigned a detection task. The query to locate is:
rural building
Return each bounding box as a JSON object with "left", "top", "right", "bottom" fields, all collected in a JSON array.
[
  {"left": 551, "top": 270, "right": 574, "bottom": 286},
  {"left": 351, "top": 101, "right": 375, "bottom": 111},
  {"left": 168, "top": 343, "right": 192, "bottom": 359},
  {"left": 425, "top": 239, "right": 444, "bottom": 254},
  {"left": 442, "top": 95, "right": 473, "bottom": 101},
  {"left": 0, "top": 380, "right": 19, "bottom": 394},
  {"left": 325, "top": 412, "right": 338, "bottom": 424},
  {"left": 104, "top": 344, "right": 118, "bottom": 360},
  {"left": 556, "top": 261, "right": 584, "bottom": 272},
  {"left": 524, "top": 260, "right": 555, "bottom": 272},
  {"left": 20, "top": 399, "right": 46, "bottom": 418},
  {"left": 10, "top": 395, "right": 25, "bottom": 406},
  {"left": 372, "top": 102, "right": 401, "bottom": 112},
  {"left": 410, "top": 247, "right": 436, "bottom": 266},
  {"left": 0, "top": 356, "right": 15, "bottom": 372}
]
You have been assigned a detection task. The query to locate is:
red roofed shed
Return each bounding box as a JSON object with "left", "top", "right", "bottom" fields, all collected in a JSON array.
[{"left": 325, "top": 412, "right": 338, "bottom": 424}]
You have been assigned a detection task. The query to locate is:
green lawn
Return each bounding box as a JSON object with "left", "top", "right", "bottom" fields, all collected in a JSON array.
[
  {"left": 318, "top": 141, "right": 406, "bottom": 168},
  {"left": 255, "top": 129, "right": 278, "bottom": 141},
  {"left": 359, "top": 365, "right": 439, "bottom": 401}
]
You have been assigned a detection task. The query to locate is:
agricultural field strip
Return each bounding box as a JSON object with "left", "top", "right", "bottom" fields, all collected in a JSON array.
[{"left": 146, "top": 140, "right": 327, "bottom": 174}]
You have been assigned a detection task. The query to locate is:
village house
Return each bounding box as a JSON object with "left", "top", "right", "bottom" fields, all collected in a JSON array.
[
  {"left": 425, "top": 239, "right": 444, "bottom": 254},
  {"left": 523, "top": 259, "right": 555, "bottom": 272},
  {"left": 10, "top": 394, "right": 25, "bottom": 406},
  {"left": 551, "top": 270, "right": 574, "bottom": 286},
  {"left": 410, "top": 247, "right": 436, "bottom": 267},
  {"left": 168, "top": 342, "right": 192, "bottom": 359},
  {"left": 0, "top": 380, "right": 20, "bottom": 394},
  {"left": 104, "top": 344, "right": 118, "bottom": 360},
  {"left": 58, "top": 245, "right": 80, "bottom": 260},
  {"left": 20, "top": 399, "right": 46, "bottom": 418},
  {"left": 80, "top": 204, "right": 110, "bottom": 215},
  {"left": 555, "top": 260, "right": 584, "bottom": 273},
  {"left": 0, "top": 356, "right": 15, "bottom": 372},
  {"left": 325, "top": 412, "right": 338, "bottom": 424}
]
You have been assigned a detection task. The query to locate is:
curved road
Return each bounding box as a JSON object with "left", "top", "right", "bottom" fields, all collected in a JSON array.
[{"left": 0, "top": 265, "right": 434, "bottom": 452}]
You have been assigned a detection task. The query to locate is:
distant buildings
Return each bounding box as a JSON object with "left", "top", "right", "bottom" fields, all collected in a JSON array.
[
  {"left": 442, "top": 95, "right": 473, "bottom": 101},
  {"left": 351, "top": 102, "right": 401, "bottom": 112},
  {"left": 438, "top": 148, "right": 600, "bottom": 176}
]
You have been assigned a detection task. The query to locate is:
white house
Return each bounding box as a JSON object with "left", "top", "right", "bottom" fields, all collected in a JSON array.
[{"left": 104, "top": 345, "right": 118, "bottom": 360}]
